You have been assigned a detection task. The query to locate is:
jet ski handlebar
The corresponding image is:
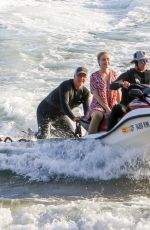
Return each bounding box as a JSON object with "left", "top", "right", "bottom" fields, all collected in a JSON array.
[
  {"left": 127, "top": 83, "right": 147, "bottom": 91},
  {"left": 110, "top": 82, "right": 150, "bottom": 91},
  {"left": 128, "top": 84, "right": 150, "bottom": 100}
]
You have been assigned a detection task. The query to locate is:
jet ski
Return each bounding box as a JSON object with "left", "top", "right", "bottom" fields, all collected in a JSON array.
[
  {"left": 81, "top": 84, "right": 150, "bottom": 148},
  {"left": 1, "top": 84, "right": 150, "bottom": 148}
]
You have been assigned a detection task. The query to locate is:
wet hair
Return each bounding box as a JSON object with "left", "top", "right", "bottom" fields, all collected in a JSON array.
[{"left": 97, "top": 51, "right": 109, "bottom": 63}]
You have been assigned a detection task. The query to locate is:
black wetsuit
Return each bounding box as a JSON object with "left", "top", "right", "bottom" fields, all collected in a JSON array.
[
  {"left": 108, "top": 68, "right": 150, "bottom": 130},
  {"left": 110, "top": 68, "right": 150, "bottom": 106},
  {"left": 37, "top": 79, "right": 90, "bottom": 138}
]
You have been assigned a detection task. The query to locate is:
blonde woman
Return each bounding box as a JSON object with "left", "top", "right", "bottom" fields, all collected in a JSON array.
[{"left": 88, "top": 52, "right": 121, "bottom": 134}]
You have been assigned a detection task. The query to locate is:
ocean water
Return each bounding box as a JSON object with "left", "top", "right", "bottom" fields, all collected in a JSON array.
[{"left": 0, "top": 0, "right": 150, "bottom": 229}]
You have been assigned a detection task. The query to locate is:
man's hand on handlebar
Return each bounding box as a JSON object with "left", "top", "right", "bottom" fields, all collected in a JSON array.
[
  {"left": 73, "top": 116, "right": 81, "bottom": 122},
  {"left": 122, "top": 81, "right": 131, "bottom": 89}
]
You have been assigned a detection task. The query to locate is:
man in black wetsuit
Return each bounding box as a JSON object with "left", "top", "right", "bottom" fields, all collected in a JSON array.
[
  {"left": 36, "top": 67, "right": 90, "bottom": 139},
  {"left": 108, "top": 50, "right": 150, "bottom": 130}
]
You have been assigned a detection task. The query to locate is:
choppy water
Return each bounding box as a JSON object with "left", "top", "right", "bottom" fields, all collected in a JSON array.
[{"left": 1, "top": 0, "right": 150, "bottom": 229}]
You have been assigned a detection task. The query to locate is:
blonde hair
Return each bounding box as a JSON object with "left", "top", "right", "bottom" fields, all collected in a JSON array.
[{"left": 97, "top": 51, "right": 110, "bottom": 63}]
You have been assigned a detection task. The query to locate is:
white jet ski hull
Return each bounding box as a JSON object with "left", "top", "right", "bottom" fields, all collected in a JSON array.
[{"left": 82, "top": 108, "right": 150, "bottom": 148}]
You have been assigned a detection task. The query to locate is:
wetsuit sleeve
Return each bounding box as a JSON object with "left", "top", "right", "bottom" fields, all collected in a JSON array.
[
  {"left": 82, "top": 88, "right": 90, "bottom": 115},
  {"left": 144, "top": 70, "right": 150, "bottom": 84},
  {"left": 59, "top": 84, "right": 75, "bottom": 120},
  {"left": 110, "top": 71, "right": 130, "bottom": 90}
]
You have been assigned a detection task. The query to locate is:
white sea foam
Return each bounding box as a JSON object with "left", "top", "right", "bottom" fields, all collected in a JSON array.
[
  {"left": 0, "top": 140, "right": 150, "bottom": 181},
  {"left": 0, "top": 0, "right": 150, "bottom": 180},
  {"left": 0, "top": 0, "right": 149, "bottom": 137},
  {"left": 0, "top": 196, "right": 150, "bottom": 229},
  {"left": 0, "top": 0, "right": 111, "bottom": 135},
  {"left": 1, "top": 1, "right": 150, "bottom": 229}
]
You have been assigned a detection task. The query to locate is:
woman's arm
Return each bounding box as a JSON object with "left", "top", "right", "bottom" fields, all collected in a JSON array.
[{"left": 116, "top": 89, "right": 122, "bottom": 103}]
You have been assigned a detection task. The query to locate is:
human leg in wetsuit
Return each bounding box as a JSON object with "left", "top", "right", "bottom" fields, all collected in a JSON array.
[
  {"left": 37, "top": 100, "right": 75, "bottom": 139},
  {"left": 37, "top": 100, "right": 52, "bottom": 139},
  {"left": 52, "top": 115, "right": 75, "bottom": 138}
]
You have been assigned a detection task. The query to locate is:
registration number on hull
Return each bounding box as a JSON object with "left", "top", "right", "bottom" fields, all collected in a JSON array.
[{"left": 122, "top": 121, "right": 150, "bottom": 133}]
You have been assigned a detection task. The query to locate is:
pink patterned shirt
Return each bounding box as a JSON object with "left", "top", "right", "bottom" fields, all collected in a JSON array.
[{"left": 90, "top": 69, "right": 119, "bottom": 113}]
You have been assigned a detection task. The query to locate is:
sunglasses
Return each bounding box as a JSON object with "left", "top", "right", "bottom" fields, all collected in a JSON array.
[{"left": 139, "top": 59, "right": 149, "bottom": 64}]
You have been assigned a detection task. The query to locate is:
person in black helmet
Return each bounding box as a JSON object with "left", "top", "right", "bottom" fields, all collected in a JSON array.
[
  {"left": 108, "top": 51, "right": 150, "bottom": 130},
  {"left": 36, "top": 67, "right": 90, "bottom": 139}
]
